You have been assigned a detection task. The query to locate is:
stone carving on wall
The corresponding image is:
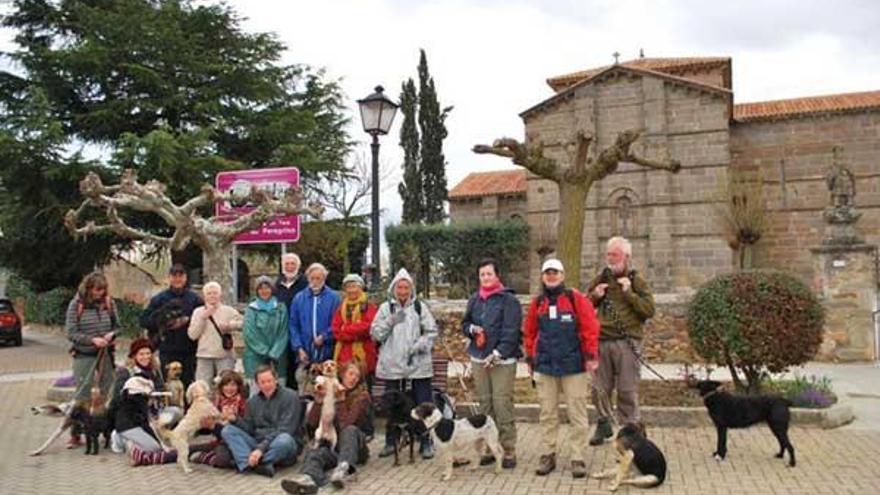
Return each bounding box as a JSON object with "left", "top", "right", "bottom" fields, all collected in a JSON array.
[{"left": 822, "top": 146, "right": 862, "bottom": 245}]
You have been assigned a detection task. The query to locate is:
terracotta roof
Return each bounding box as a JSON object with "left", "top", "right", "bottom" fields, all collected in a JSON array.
[
  {"left": 521, "top": 64, "right": 732, "bottom": 120},
  {"left": 547, "top": 57, "right": 731, "bottom": 92},
  {"left": 448, "top": 170, "right": 526, "bottom": 199},
  {"left": 734, "top": 90, "right": 880, "bottom": 122}
]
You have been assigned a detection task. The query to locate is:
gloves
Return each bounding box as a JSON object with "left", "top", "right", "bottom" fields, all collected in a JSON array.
[{"left": 391, "top": 309, "right": 407, "bottom": 326}]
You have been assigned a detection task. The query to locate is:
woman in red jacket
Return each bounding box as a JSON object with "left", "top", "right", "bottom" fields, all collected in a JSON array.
[
  {"left": 523, "top": 258, "right": 599, "bottom": 479},
  {"left": 331, "top": 274, "right": 378, "bottom": 392}
]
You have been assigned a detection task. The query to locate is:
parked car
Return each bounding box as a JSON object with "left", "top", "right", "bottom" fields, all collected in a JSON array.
[{"left": 0, "top": 298, "right": 22, "bottom": 347}]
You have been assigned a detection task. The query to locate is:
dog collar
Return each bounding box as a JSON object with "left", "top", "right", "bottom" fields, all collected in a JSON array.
[{"left": 703, "top": 386, "right": 723, "bottom": 399}]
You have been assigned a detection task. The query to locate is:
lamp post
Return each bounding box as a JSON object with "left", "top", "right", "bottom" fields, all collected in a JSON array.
[{"left": 357, "top": 85, "right": 399, "bottom": 290}]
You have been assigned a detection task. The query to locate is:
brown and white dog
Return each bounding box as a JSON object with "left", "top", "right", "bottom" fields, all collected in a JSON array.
[
  {"left": 164, "top": 361, "right": 185, "bottom": 409},
  {"left": 411, "top": 402, "right": 504, "bottom": 481},
  {"left": 591, "top": 422, "right": 667, "bottom": 491},
  {"left": 312, "top": 360, "right": 340, "bottom": 449},
  {"left": 164, "top": 380, "right": 219, "bottom": 473}
]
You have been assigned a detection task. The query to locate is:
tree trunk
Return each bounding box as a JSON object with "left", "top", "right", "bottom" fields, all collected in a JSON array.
[
  {"left": 202, "top": 243, "right": 235, "bottom": 303},
  {"left": 556, "top": 181, "right": 591, "bottom": 289}
]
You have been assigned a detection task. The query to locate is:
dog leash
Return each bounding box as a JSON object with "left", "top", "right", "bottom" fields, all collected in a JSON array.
[
  {"left": 437, "top": 329, "right": 480, "bottom": 416},
  {"left": 625, "top": 338, "right": 670, "bottom": 382},
  {"left": 589, "top": 370, "right": 619, "bottom": 428}
]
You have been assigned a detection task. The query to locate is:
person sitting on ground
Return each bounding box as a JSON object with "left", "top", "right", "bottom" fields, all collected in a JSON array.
[
  {"left": 220, "top": 365, "right": 303, "bottom": 477},
  {"left": 280, "top": 361, "right": 372, "bottom": 494},
  {"left": 188, "top": 369, "right": 248, "bottom": 469}
]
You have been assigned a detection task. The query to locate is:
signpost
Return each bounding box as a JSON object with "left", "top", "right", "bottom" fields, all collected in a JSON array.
[{"left": 215, "top": 166, "right": 301, "bottom": 297}]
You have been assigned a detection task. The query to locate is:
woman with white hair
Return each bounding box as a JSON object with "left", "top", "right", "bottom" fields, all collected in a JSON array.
[
  {"left": 187, "top": 281, "right": 244, "bottom": 383},
  {"left": 243, "top": 275, "right": 290, "bottom": 393}
]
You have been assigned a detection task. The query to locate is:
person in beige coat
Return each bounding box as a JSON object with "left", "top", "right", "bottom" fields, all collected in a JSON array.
[{"left": 188, "top": 281, "right": 244, "bottom": 383}]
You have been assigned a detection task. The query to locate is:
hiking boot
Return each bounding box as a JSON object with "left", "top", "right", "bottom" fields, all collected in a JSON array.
[
  {"left": 329, "top": 461, "right": 350, "bottom": 488},
  {"left": 502, "top": 454, "right": 517, "bottom": 469},
  {"left": 535, "top": 453, "right": 556, "bottom": 476},
  {"left": 589, "top": 418, "right": 613, "bottom": 446},
  {"left": 571, "top": 460, "right": 587, "bottom": 479},
  {"left": 281, "top": 474, "right": 318, "bottom": 495},
  {"left": 378, "top": 444, "right": 396, "bottom": 458},
  {"left": 253, "top": 463, "right": 276, "bottom": 478}
]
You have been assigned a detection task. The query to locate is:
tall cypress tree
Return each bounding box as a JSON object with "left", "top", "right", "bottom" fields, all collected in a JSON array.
[
  {"left": 398, "top": 78, "right": 422, "bottom": 224},
  {"left": 417, "top": 49, "right": 451, "bottom": 224}
]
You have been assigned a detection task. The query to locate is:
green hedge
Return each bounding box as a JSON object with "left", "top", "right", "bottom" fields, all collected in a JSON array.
[{"left": 386, "top": 219, "right": 529, "bottom": 295}]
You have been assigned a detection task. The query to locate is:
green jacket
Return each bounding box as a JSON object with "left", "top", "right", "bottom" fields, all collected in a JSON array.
[
  {"left": 587, "top": 269, "right": 655, "bottom": 339},
  {"left": 243, "top": 297, "right": 289, "bottom": 379}
]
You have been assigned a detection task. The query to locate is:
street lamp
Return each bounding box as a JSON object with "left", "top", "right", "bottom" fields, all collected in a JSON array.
[{"left": 357, "top": 85, "right": 398, "bottom": 290}]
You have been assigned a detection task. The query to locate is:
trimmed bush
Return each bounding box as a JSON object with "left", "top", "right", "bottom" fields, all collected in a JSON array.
[{"left": 687, "top": 270, "right": 824, "bottom": 393}]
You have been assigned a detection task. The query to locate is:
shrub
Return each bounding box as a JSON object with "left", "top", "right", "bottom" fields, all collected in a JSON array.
[
  {"left": 687, "top": 270, "right": 824, "bottom": 393},
  {"left": 763, "top": 374, "right": 837, "bottom": 409}
]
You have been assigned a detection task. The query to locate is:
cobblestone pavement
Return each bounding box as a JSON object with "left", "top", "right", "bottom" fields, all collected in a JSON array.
[{"left": 3, "top": 328, "right": 880, "bottom": 494}]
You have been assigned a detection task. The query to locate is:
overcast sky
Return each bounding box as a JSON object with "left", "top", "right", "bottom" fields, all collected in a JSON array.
[{"left": 3, "top": 0, "right": 880, "bottom": 251}]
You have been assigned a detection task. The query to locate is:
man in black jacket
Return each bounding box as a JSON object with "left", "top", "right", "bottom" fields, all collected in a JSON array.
[
  {"left": 275, "top": 253, "right": 307, "bottom": 390},
  {"left": 140, "top": 264, "right": 203, "bottom": 388}
]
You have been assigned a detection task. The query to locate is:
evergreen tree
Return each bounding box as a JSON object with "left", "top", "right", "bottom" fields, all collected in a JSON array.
[
  {"left": 417, "top": 49, "right": 452, "bottom": 224},
  {"left": 0, "top": 0, "right": 350, "bottom": 289},
  {"left": 398, "top": 78, "right": 422, "bottom": 224}
]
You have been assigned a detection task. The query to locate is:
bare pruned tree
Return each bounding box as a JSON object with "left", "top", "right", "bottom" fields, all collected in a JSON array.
[
  {"left": 315, "top": 153, "right": 399, "bottom": 222},
  {"left": 64, "top": 169, "right": 321, "bottom": 301}
]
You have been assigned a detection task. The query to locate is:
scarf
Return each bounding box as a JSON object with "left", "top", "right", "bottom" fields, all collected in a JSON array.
[
  {"left": 334, "top": 292, "right": 369, "bottom": 364},
  {"left": 256, "top": 296, "right": 277, "bottom": 312},
  {"left": 479, "top": 282, "right": 504, "bottom": 301}
]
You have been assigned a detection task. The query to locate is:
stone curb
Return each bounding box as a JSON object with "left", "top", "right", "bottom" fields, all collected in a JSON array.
[{"left": 456, "top": 401, "right": 855, "bottom": 429}]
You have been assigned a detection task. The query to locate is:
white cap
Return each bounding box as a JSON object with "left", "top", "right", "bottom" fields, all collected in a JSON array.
[{"left": 541, "top": 258, "right": 564, "bottom": 273}]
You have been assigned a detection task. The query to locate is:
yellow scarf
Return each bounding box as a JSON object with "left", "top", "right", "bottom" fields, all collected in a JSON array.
[{"left": 334, "top": 292, "right": 368, "bottom": 363}]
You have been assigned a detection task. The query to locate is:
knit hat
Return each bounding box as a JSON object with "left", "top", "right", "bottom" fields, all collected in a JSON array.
[
  {"left": 255, "top": 275, "right": 274, "bottom": 289},
  {"left": 128, "top": 337, "right": 154, "bottom": 358},
  {"left": 342, "top": 273, "right": 365, "bottom": 288}
]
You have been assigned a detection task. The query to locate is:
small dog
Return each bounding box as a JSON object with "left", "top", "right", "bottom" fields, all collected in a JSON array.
[
  {"left": 592, "top": 422, "right": 666, "bottom": 491},
  {"left": 312, "top": 360, "right": 340, "bottom": 449},
  {"left": 164, "top": 380, "right": 220, "bottom": 473},
  {"left": 411, "top": 402, "right": 504, "bottom": 481},
  {"left": 165, "top": 361, "right": 185, "bottom": 409},
  {"left": 379, "top": 389, "right": 419, "bottom": 466},
  {"left": 691, "top": 379, "right": 795, "bottom": 467}
]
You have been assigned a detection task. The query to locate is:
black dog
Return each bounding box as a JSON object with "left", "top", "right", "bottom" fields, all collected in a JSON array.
[
  {"left": 592, "top": 422, "right": 666, "bottom": 490},
  {"left": 70, "top": 404, "right": 112, "bottom": 455},
  {"left": 378, "top": 389, "right": 420, "bottom": 466},
  {"left": 691, "top": 380, "right": 795, "bottom": 467}
]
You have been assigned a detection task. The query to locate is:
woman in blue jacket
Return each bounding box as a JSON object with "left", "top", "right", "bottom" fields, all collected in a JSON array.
[
  {"left": 289, "top": 263, "right": 340, "bottom": 391},
  {"left": 461, "top": 258, "right": 523, "bottom": 469}
]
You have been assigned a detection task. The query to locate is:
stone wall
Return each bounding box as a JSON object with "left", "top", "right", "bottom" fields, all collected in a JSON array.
[
  {"left": 449, "top": 193, "right": 527, "bottom": 223},
  {"left": 731, "top": 112, "right": 880, "bottom": 285},
  {"left": 524, "top": 71, "right": 735, "bottom": 294}
]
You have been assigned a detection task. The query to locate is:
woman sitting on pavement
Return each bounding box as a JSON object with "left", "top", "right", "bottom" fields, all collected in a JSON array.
[{"left": 280, "top": 361, "right": 372, "bottom": 494}]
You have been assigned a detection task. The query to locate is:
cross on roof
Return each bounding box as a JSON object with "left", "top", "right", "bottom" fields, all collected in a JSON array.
[{"left": 613, "top": 51, "right": 621, "bottom": 64}]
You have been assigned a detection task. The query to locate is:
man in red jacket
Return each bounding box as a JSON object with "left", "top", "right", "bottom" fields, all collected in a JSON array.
[{"left": 523, "top": 259, "right": 599, "bottom": 479}]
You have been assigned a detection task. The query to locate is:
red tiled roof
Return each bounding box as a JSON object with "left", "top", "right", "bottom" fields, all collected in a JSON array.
[
  {"left": 547, "top": 57, "right": 731, "bottom": 92},
  {"left": 734, "top": 90, "right": 880, "bottom": 122},
  {"left": 448, "top": 170, "right": 526, "bottom": 199}
]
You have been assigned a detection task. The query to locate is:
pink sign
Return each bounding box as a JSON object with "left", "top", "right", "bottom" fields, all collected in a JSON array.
[{"left": 215, "top": 167, "right": 301, "bottom": 244}]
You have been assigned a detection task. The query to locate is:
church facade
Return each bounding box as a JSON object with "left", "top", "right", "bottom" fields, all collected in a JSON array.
[{"left": 452, "top": 57, "right": 880, "bottom": 296}]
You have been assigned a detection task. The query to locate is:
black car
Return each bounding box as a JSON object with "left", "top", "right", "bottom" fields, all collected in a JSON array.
[{"left": 0, "top": 298, "right": 22, "bottom": 347}]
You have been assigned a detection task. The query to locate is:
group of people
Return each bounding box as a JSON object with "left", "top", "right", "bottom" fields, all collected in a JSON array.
[{"left": 63, "top": 235, "right": 654, "bottom": 490}]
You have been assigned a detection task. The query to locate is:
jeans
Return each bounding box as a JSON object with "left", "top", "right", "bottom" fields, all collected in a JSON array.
[
  {"left": 221, "top": 424, "right": 300, "bottom": 471},
  {"left": 382, "top": 378, "right": 432, "bottom": 448},
  {"left": 300, "top": 426, "right": 368, "bottom": 486}
]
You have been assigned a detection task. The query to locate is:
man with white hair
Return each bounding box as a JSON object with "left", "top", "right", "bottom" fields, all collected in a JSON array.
[
  {"left": 586, "top": 236, "right": 655, "bottom": 445},
  {"left": 289, "top": 263, "right": 340, "bottom": 390}
]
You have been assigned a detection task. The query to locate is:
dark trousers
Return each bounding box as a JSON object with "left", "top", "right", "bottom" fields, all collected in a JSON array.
[
  {"left": 160, "top": 352, "right": 196, "bottom": 389},
  {"left": 300, "top": 426, "right": 368, "bottom": 486},
  {"left": 382, "top": 378, "right": 432, "bottom": 447}
]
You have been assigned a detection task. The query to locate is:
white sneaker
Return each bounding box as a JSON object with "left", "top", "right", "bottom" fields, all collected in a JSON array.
[
  {"left": 110, "top": 431, "right": 124, "bottom": 454},
  {"left": 329, "top": 461, "right": 350, "bottom": 488}
]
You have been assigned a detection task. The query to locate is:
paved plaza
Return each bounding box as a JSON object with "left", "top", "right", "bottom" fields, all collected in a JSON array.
[{"left": 2, "top": 327, "right": 879, "bottom": 495}]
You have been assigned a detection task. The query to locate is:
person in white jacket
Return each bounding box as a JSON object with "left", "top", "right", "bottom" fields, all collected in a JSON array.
[
  {"left": 370, "top": 268, "right": 438, "bottom": 459},
  {"left": 188, "top": 281, "right": 243, "bottom": 383}
]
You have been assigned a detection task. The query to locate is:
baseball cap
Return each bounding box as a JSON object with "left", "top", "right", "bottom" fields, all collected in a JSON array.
[
  {"left": 541, "top": 258, "right": 564, "bottom": 273},
  {"left": 169, "top": 263, "right": 187, "bottom": 275}
]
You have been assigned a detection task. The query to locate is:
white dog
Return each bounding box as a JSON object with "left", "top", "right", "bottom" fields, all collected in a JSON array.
[
  {"left": 312, "top": 360, "right": 340, "bottom": 449},
  {"left": 411, "top": 402, "right": 504, "bottom": 481},
  {"left": 163, "top": 380, "right": 219, "bottom": 473}
]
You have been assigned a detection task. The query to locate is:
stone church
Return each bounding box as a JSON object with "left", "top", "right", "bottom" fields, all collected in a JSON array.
[{"left": 450, "top": 56, "right": 879, "bottom": 360}]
